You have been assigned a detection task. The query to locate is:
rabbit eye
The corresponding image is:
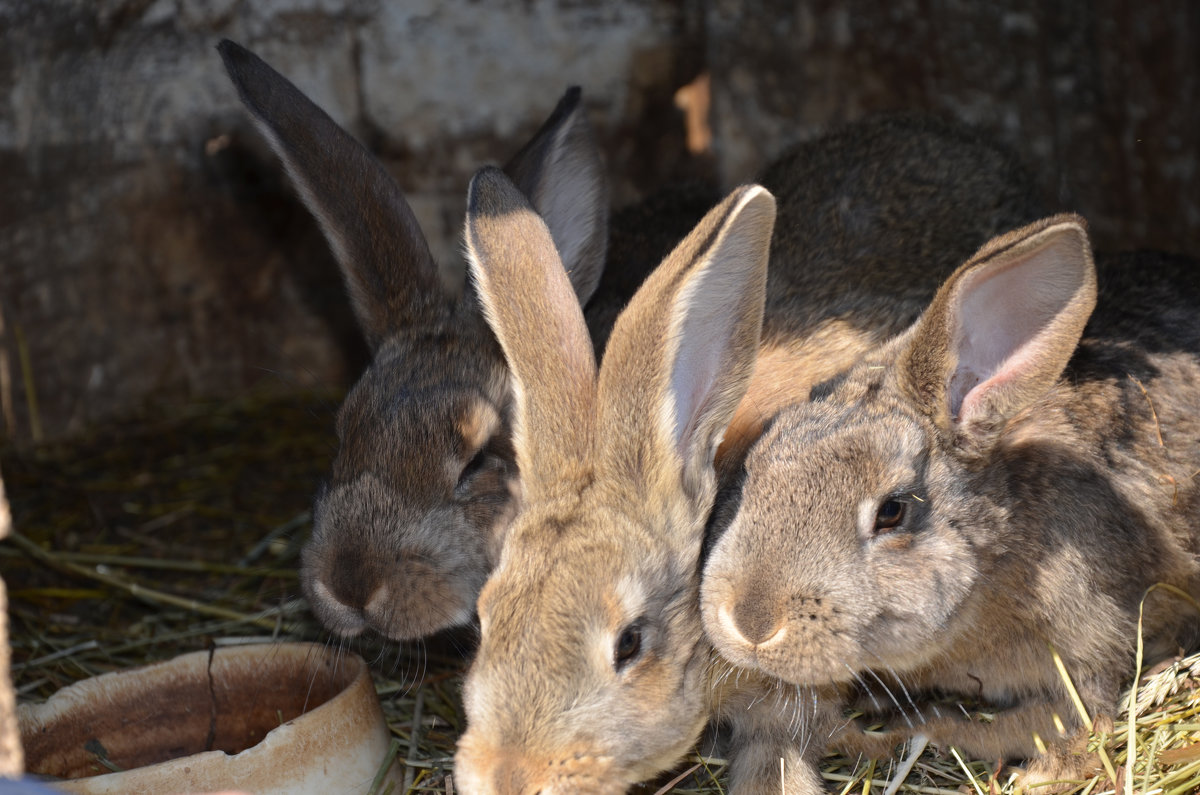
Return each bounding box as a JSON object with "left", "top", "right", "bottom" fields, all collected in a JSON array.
[
  {"left": 614, "top": 623, "right": 643, "bottom": 670},
  {"left": 457, "top": 448, "right": 489, "bottom": 487},
  {"left": 873, "top": 499, "right": 907, "bottom": 533}
]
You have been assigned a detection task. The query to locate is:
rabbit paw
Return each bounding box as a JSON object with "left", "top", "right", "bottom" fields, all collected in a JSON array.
[{"left": 1013, "top": 720, "right": 1111, "bottom": 794}]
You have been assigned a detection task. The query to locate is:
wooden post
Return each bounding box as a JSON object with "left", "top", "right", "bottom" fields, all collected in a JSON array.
[{"left": 0, "top": 467, "right": 21, "bottom": 777}]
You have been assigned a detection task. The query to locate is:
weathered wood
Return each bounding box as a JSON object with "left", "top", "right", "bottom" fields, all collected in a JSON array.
[
  {"left": 1, "top": 0, "right": 1194, "bottom": 443},
  {"left": 0, "top": 465, "right": 21, "bottom": 777}
]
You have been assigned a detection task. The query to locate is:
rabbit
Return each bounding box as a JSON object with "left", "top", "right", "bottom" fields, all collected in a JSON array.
[
  {"left": 218, "top": 40, "right": 612, "bottom": 641},
  {"left": 585, "top": 181, "right": 722, "bottom": 355},
  {"left": 701, "top": 216, "right": 1200, "bottom": 787},
  {"left": 453, "top": 114, "right": 1048, "bottom": 795},
  {"left": 454, "top": 169, "right": 780, "bottom": 795}
]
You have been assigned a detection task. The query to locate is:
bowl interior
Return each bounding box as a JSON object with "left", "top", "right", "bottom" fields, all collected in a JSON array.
[{"left": 22, "top": 644, "right": 358, "bottom": 780}]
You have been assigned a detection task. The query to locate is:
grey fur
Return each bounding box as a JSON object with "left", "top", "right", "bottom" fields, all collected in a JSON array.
[
  {"left": 703, "top": 220, "right": 1200, "bottom": 787},
  {"left": 453, "top": 114, "right": 1051, "bottom": 795},
  {"left": 219, "top": 40, "right": 610, "bottom": 641}
]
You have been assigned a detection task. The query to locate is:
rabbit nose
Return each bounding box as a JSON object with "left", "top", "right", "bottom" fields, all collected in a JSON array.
[
  {"left": 327, "top": 549, "right": 376, "bottom": 611},
  {"left": 729, "top": 591, "right": 786, "bottom": 647}
]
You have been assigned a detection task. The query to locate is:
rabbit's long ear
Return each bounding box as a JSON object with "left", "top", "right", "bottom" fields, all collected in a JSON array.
[
  {"left": 597, "top": 185, "right": 775, "bottom": 511},
  {"left": 900, "top": 214, "right": 1097, "bottom": 441},
  {"left": 465, "top": 167, "right": 597, "bottom": 496},
  {"left": 218, "top": 40, "right": 442, "bottom": 350},
  {"left": 503, "top": 87, "right": 608, "bottom": 306}
]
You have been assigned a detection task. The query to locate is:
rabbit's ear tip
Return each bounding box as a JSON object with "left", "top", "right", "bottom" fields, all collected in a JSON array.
[
  {"left": 561, "top": 85, "right": 583, "bottom": 106},
  {"left": 471, "top": 165, "right": 509, "bottom": 187},
  {"left": 737, "top": 184, "right": 775, "bottom": 207},
  {"left": 216, "top": 39, "right": 244, "bottom": 62},
  {"left": 727, "top": 185, "right": 777, "bottom": 232},
  {"left": 1051, "top": 214, "right": 1089, "bottom": 238},
  {"left": 216, "top": 39, "right": 257, "bottom": 80},
  {"left": 468, "top": 167, "right": 524, "bottom": 217}
]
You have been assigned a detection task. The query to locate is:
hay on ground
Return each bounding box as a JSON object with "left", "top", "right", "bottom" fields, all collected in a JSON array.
[{"left": 2, "top": 392, "right": 1196, "bottom": 794}]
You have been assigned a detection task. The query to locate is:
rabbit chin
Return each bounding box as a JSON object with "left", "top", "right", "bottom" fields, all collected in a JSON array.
[{"left": 303, "top": 567, "right": 479, "bottom": 641}]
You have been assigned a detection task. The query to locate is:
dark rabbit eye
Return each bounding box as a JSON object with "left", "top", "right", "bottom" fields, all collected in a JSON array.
[
  {"left": 614, "top": 623, "right": 643, "bottom": 670},
  {"left": 458, "top": 448, "right": 489, "bottom": 486},
  {"left": 873, "top": 499, "right": 907, "bottom": 533}
]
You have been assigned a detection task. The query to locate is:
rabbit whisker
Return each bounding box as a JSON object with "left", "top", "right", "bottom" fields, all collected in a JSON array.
[
  {"left": 845, "top": 663, "right": 884, "bottom": 714},
  {"left": 862, "top": 665, "right": 915, "bottom": 729},
  {"left": 865, "top": 652, "right": 926, "bottom": 725}
]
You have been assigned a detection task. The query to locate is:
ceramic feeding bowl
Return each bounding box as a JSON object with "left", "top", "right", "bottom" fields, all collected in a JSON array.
[{"left": 19, "top": 642, "right": 395, "bottom": 795}]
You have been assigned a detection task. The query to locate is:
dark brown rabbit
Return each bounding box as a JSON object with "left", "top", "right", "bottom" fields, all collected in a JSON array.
[
  {"left": 218, "top": 40, "right": 611, "bottom": 641},
  {"left": 702, "top": 217, "right": 1200, "bottom": 787}
]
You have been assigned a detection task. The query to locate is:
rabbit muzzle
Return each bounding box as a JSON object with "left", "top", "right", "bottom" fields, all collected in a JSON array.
[{"left": 455, "top": 738, "right": 625, "bottom": 795}]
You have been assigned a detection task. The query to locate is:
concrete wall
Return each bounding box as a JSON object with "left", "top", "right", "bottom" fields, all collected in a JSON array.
[{"left": 1, "top": 0, "right": 1195, "bottom": 443}]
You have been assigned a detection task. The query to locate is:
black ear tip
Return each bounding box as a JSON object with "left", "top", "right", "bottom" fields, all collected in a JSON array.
[
  {"left": 216, "top": 39, "right": 270, "bottom": 88},
  {"left": 216, "top": 39, "right": 244, "bottom": 65},
  {"left": 216, "top": 39, "right": 252, "bottom": 81},
  {"left": 470, "top": 164, "right": 509, "bottom": 191},
  {"left": 545, "top": 85, "right": 584, "bottom": 126},
  {"left": 468, "top": 166, "right": 526, "bottom": 217}
]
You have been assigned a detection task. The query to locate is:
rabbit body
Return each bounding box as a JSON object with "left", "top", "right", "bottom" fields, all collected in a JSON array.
[
  {"left": 453, "top": 114, "right": 1050, "bottom": 795},
  {"left": 702, "top": 219, "right": 1200, "bottom": 785},
  {"left": 717, "top": 115, "right": 1043, "bottom": 473},
  {"left": 219, "top": 41, "right": 617, "bottom": 641}
]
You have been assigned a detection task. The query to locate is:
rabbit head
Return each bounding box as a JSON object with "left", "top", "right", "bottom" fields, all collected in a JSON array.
[
  {"left": 218, "top": 41, "right": 608, "bottom": 640},
  {"left": 703, "top": 216, "right": 1101, "bottom": 686},
  {"left": 453, "top": 168, "right": 775, "bottom": 794},
  {"left": 703, "top": 215, "right": 1200, "bottom": 782}
]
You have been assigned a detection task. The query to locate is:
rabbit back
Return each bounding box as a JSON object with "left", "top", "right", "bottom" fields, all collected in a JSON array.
[{"left": 719, "top": 113, "right": 1046, "bottom": 476}]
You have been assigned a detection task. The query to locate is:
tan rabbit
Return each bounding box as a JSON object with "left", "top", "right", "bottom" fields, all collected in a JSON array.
[
  {"left": 702, "top": 217, "right": 1200, "bottom": 786},
  {"left": 455, "top": 168, "right": 779, "bottom": 795},
  {"left": 453, "top": 114, "right": 1047, "bottom": 795},
  {"left": 218, "top": 40, "right": 611, "bottom": 640}
]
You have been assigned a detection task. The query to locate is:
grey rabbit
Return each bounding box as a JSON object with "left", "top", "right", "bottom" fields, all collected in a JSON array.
[
  {"left": 218, "top": 40, "right": 610, "bottom": 641},
  {"left": 452, "top": 115, "right": 1048, "bottom": 795},
  {"left": 702, "top": 217, "right": 1200, "bottom": 788}
]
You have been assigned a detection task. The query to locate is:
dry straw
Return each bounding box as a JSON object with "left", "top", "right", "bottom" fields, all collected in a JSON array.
[{"left": 1, "top": 392, "right": 1196, "bottom": 793}]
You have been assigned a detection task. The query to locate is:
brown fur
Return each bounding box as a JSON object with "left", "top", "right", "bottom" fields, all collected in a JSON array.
[
  {"left": 455, "top": 115, "right": 1050, "bottom": 795},
  {"left": 702, "top": 219, "right": 1200, "bottom": 788},
  {"left": 456, "top": 177, "right": 775, "bottom": 794},
  {"left": 715, "top": 114, "right": 1045, "bottom": 480},
  {"left": 218, "top": 41, "right": 621, "bottom": 641}
]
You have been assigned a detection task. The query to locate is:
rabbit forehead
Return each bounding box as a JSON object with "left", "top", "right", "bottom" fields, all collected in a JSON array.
[
  {"left": 471, "top": 506, "right": 700, "bottom": 681},
  {"left": 333, "top": 353, "right": 508, "bottom": 473},
  {"left": 753, "top": 406, "right": 928, "bottom": 505},
  {"left": 712, "top": 408, "right": 929, "bottom": 587},
  {"left": 482, "top": 502, "right": 686, "bottom": 626},
  {"left": 313, "top": 475, "right": 477, "bottom": 552}
]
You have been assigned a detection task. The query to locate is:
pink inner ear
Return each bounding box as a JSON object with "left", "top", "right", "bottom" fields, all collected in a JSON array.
[
  {"left": 669, "top": 257, "right": 746, "bottom": 461},
  {"left": 955, "top": 344, "right": 1039, "bottom": 421},
  {"left": 944, "top": 229, "right": 1090, "bottom": 426}
]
